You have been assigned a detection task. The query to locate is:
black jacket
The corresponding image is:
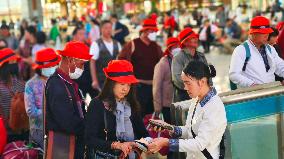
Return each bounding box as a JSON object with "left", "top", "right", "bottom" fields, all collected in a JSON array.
[
  {"left": 85, "top": 98, "right": 149, "bottom": 152},
  {"left": 45, "top": 73, "right": 84, "bottom": 135},
  {"left": 113, "top": 22, "right": 129, "bottom": 45}
]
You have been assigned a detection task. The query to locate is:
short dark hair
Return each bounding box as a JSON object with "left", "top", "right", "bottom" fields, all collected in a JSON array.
[
  {"left": 183, "top": 61, "right": 216, "bottom": 85},
  {"left": 51, "top": 19, "right": 57, "bottom": 25},
  {"left": 26, "top": 26, "right": 37, "bottom": 36},
  {"left": 72, "top": 26, "right": 84, "bottom": 36},
  {"left": 36, "top": 31, "right": 46, "bottom": 44},
  {"left": 101, "top": 20, "right": 112, "bottom": 27},
  {"left": 268, "top": 27, "right": 279, "bottom": 41},
  {"left": 98, "top": 78, "right": 140, "bottom": 114},
  {"left": 111, "top": 14, "right": 118, "bottom": 19},
  {"left": 0, "top": 24, "right": 9, "bottom": 30}
]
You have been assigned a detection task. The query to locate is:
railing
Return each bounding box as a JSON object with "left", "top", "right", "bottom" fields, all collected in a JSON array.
[{"left": 170, "top": 82, "right": 284, "bottom": 159}]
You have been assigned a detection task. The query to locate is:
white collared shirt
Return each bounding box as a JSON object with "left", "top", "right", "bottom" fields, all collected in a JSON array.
[
  {"left": 229, "top": 39, "right": 284, "bottom": 87},
  {"left": 179, "top": 96, "right": 227, "bottom": 159}
]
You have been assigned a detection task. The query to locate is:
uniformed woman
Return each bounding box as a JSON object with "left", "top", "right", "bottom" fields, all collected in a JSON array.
[{"left": 148, "top": 61, "right": 227, "bottom": 159}]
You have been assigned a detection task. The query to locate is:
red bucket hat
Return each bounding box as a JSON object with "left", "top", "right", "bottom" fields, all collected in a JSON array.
[
  {"left": 103, "top": 60, "right": 138, "bottom": 84},
  {"left": 249, "top": 16, "right": 273, "bottom": 34},
  {"left": 276, "top": 21, "right": 284, "bottom": 31},
  {"left": 0, "top": 48, "right": 20, "bottom": 67},
  {"left": 57, "top": 41, "right": 92, "bottom": 61},
  {"left": 140, "top": 19, "right": 158, "bottom": 32},
  {"left": 166, "top": 37, "right": 180, "bottom": 50},
  {"left": 178, "top": 27, "right": 199, "bottom": 45},
  {"left": 32, "top": 48, "right": 61, "bottom": 69}
]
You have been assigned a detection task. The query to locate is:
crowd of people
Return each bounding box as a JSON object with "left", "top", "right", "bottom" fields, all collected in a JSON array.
[{"left": 0, "top": 3, "right": 284, "bottom": 159}]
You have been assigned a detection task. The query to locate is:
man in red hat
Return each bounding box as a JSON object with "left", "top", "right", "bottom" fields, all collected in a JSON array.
[
  {"left": 229, "top": 16, "right": 284, "bottom": 88},
  {"left": 44, "top": 41, "right": 91, "bottom": 159},
  {"left": 172, "top": 27, "right": 210, "bottom": 102},
  {"left": 118, "top": 18, "right": 163, "bottom": 117}
]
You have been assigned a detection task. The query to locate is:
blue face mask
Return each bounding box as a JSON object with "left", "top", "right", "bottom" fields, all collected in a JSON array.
[{"left": 41, "top": 66, "right": 57, "bottom": 77}]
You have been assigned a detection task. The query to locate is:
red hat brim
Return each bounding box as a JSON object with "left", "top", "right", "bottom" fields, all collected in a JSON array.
[
  {"left": 140, "top": 27, "right": 158, "bottom": 32},
  {"left": 103, "top": 69, "right": 138, "bottom": 84},
  {"left": 57, "top": 50, "right": 92, "bottom": 61},
  {"left": 0, "top": 55, "right": 21, "bottom": 67},
  {"left": 167, "top": 43, "right": 180, "bottom": 51},
  {"left": 32, "top": 55, "right": 62, "bottom": 70},
  {"left": 249, "top": 28, "right": 274, "bottom": 34},
  {"left": 180, "top": 33, "right": 199, "bottom": 45}
]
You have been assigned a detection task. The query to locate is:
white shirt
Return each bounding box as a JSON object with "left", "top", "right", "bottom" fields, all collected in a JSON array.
[
  {"left": 179, "top": 96, "right": 227, "bottom": 159},
  {"left": 32, "top": 44, "right": 46, "bottom": 61},
  {"left": 89, "top": 25, "right": 100, "bottom": 43},
  {"left": 229, "top": 40, "right": 284, "bottom": 87},
  {"left": 199, "top": 24, "right": 218, "bottom": 41},
  {"left": 90, "top": 39, "right": 122, "bottom": 60}
]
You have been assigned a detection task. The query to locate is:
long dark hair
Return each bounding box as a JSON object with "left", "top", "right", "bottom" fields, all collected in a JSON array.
[
  {"left": 0, "top": 62, "right": 12, "bottom": 84},
  {"left": 98, "top": 78, "right": 140, "bottom": 114}
]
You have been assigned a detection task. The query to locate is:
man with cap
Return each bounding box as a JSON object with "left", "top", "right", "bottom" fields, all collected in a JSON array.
[
  {"left": 44, "top": 41, "right": 91, "bottom": 159},
  {"left": 229, "top": 16, "right": 284, "bottom": 88},
  {"left": 118, "top": 18, "right": 163, "bottom": 117},
  {"left": 172, "top": 27, "right": 210, "bottom": 102}
]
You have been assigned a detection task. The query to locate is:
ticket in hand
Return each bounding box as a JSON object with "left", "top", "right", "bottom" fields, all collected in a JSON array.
[
  {"left": 134, "top": 138, "right": 150, "bottom": 152},
  {"left": 149, "top": 119, "right": 173, "bottom": 131}
]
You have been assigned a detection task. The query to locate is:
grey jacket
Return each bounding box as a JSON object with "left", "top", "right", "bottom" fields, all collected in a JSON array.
[{"left": 172, "top": 49, "right": 210, "bottom": 90}]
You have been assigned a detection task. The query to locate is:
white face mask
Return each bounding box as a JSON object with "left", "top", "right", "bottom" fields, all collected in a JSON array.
[
  {"left": 42, "top": 66, "right": 57, "bottom": 77},
  {"left": 69, "top": 60, "right": 84, "bottom": 79},
  {"left": 69, "top": 67, "right": 84, "bottom": 79},
  {"left": 171, "top": 48, "right": 181, "bottom": 56},
  {"left": 147, "top": 32, "right": 157, "bottom": 41}
]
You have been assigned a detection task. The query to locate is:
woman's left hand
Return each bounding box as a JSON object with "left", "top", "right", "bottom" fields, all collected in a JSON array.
[{"left": 148, "top": 137, "right": 169, "bottom": 153}]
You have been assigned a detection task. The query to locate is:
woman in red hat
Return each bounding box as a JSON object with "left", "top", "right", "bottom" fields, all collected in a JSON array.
[
  {"left": 85, "top": 60, "right": 150, "bottom": 158},
  {"left": 0, "top": 48, "right": 27, "bottom": 142},
  {"left": 24, "top": 48, "right": 61, "bottom": 149},
  {"left": 153, "top": 37, "right": 180, "bottom": 123},
  {"left": 172, "top": 27, "right": 210, "bottom": 102}
]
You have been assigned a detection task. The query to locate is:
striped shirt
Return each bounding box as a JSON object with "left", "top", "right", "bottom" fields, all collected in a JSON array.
[{"left": 0, "top": 77, "right": 25, "bottom": 121}]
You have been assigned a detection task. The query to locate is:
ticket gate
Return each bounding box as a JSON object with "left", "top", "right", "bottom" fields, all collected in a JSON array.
[{"left": 170, "top": 82, "right": 284, "bottom": 159}]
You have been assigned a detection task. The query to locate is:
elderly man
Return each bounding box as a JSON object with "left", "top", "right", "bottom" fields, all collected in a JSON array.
[
  {"left": 229, "top": 16, "right": 284, "bottom": 88},
  {"left": 45, "top": 41, "right": 91, "bottom": 159},
  {"left": 118, "top": 18, "right": 163, "bottom": 116}
]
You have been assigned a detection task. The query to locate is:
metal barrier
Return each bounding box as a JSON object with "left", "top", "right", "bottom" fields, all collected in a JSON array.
[{"left": 170, "top": 82, "right": 284, "bottom": 159}]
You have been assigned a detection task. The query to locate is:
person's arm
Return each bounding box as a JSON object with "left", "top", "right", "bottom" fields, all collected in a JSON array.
[
  {"left": 24, "top": 82, "right": 42, "bottom": 118},
  {"left": 89, "top": 42, "right": 100, "bottom": 89},
  {"left": 171, "top": 54, "right": 185, "bottom": 90},
  {"left": 153, "top": 59, "right": 164, "bottom": 113},
  {"left": 229, "top": 45, "right": 255, "bottom": 87},
  {"left": 272, "top": 46, "right": 284, "bottom": 78},
  {"left": 46, "top": 77, "right": 84, "bottom": 134},
  {"left": 169, "top": 101, "right": 227, "bottom": 153},
  {"left": 117, "top": 41, "right": 134, "bottom": 60},
  {"left": 85, "top": 99, "right": 113, "bottom": 151},
  {"left": 132, "top": 112, "right": 149, "bottom": 139}
]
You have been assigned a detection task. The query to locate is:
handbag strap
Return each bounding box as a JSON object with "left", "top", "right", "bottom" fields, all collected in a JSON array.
[
  {"left": 103, "top": 107, "right": 108, "bottom": 141},
  {"left": 190, "top": 101, "right": 213, "bottom": 159}
]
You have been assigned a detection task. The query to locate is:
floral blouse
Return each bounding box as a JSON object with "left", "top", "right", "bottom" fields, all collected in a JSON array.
[{"left": 24, "top": 75, "right": 46, "bottom": 131}]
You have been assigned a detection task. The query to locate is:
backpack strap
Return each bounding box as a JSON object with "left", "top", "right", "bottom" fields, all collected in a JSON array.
[
  {"left": 242, "top": 41, "right": 251, "bottom": 71},
  {"left": 266, "top": 45, "right": 272, "bottom": 54}
]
